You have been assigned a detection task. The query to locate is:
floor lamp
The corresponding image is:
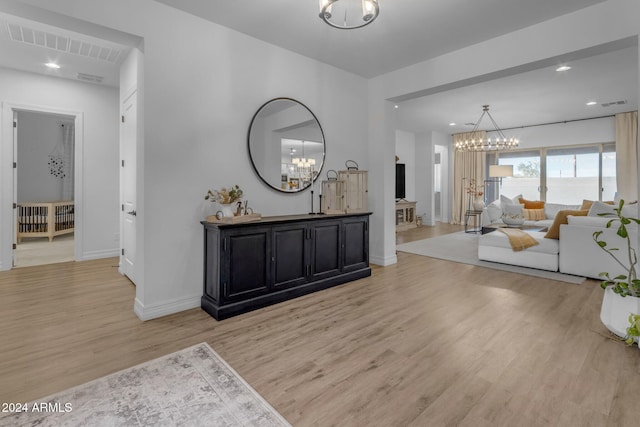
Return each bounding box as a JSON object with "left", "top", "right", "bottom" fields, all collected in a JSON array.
[{"left": 484, "top": 165, "right": 513, "bottom": 203}]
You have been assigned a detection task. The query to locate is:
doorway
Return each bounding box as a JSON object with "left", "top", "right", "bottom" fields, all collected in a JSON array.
[{"left": 12, "top": 109, "right": 80, "bottom": 268}]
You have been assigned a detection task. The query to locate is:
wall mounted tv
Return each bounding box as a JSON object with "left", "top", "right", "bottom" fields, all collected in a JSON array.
[{"left": 395, "top": 163, "right": 406, "bottom": 200}]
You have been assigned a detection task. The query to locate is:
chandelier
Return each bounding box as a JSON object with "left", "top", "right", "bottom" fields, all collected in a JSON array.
[
  {"left": 292, "top": 141, "right": 316, "bottom": 169},
  {"left": 319, "top": 0, "right": 380, "bottom": 29},
  {"left": 455, "top": 105, "right": 520, "bottom": 152}
]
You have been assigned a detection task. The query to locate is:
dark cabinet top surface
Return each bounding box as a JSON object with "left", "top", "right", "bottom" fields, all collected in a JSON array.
[{"left": 202, "top": 212, "right": 372, "bottom": 229}]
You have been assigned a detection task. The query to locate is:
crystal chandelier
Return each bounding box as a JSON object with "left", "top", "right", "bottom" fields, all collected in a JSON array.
[
  {"left": 455, "top": 105, "right": 520, "bottom": 152},
  {"left": 319, "top": 0, "right": 380, "bottom": 29}
]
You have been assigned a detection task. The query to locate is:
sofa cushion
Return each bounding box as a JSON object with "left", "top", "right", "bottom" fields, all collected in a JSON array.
[
  {"left": 480, "top": 230, "right": 559, "bottom": 254},
  {"left": 544, "top": 209, "right": 588, "bottom": 239},
  {"left": 567, "top": 215, "right": 614, "bottom": 228},
  {"left": 519, "top": 198, "right": 545, "bottom": 209},
  {"left": 544, "top": 203, "right": 582, "bottom": 220}
]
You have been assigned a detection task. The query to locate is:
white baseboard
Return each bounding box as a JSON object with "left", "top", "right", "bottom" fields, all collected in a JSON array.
[
  {"left": 134, "top": 294, "right": 201, "bottom": 321},
  {"left": 370, "top": 253, "right": 398, "bottom": 266},
  {"left": 82, "top": 248, "right": 120, "bottom": 260}
]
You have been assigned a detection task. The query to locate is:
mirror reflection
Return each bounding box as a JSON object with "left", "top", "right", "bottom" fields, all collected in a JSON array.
[{"left": 248, "top": 98, "right": 325, "bottom": 193}]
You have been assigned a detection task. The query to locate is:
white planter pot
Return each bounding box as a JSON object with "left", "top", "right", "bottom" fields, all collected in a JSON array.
[
  {"left": 600, "top": 286, "right": 640, "bottom": 339},
  {"left": 217, "top": 203, "right": 236, "bottom": 218}
]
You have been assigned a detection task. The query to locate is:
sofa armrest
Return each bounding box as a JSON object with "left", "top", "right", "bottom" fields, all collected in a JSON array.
[{"left": 559, "top": 223, "right": 639, "bottom": 279}]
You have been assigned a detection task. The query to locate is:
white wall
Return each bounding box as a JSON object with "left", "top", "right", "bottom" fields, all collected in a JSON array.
[
  {"left": 0, "top": 67, "right": 119, "bottom": 262},
  {"left": 17, "top": 0, "right": 370, "bottom": 320},
  {"left": 16, "top": 111, "right": 73, "bottom": 203}
]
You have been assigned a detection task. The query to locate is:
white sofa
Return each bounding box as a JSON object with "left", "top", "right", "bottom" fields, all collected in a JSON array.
[{"left": 479, "top": 200, "right": 638, "bottom": 278}]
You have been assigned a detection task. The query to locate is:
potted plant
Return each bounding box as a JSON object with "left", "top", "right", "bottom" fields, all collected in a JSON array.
[
  {"left": 593, "top": 199, "right": 640, "bottom": 346},
  {"left": 465, "top": 178, "right": 485, "bottom": 211},
  {"left": 205, "top": 185, "right": 243, "bottom": 218}
]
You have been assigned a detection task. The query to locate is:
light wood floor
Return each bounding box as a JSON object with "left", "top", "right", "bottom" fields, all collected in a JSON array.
[
  {"left": 14, "top": 234, "right": 74, "bottom": 268},
  {"left": 1, "top": 223, "right": 639, "bottom": 426}
]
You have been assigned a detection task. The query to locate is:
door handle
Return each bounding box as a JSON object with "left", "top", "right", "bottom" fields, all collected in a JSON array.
[{"left": 127, "top": 210, "right": 137, "bottom": 216}]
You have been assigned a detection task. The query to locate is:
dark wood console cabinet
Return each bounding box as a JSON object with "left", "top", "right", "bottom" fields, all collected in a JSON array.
[{"left": 201, "top": 213, "right": 371, "bottom": 320}]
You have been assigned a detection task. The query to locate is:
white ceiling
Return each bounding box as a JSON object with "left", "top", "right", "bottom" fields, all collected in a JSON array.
[
  {"left": 0, "top": 0, "right": 636, "bottom": 135},
  {"left": 152, "top": 0, "right": 637, "bottom": 134},
  {"left": 0, "top": 12, "right": 129, "bottom": 87},
  {"left": 152, "top": 0, "right": 608, "bottom": 79}
]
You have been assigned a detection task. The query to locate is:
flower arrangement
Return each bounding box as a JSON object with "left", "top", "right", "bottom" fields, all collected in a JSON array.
[
  {"left": 205, "top": 185, "right": 243, "bottom": 204},
  {"left": 464, "top": 178, "right": 483, "bottom": 197}
]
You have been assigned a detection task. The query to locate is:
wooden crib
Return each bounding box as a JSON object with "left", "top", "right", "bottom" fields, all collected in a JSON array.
[{"left": 17, "top": 201, "right": 75, "bottom": 242}]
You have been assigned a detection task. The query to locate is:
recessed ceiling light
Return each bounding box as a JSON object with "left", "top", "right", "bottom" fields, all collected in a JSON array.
[
  {"left": 45, "top": 62, "right": 60, "bottom": 69},
  {"left": 394, "top": 105, "right": 399, "bottom": 109},
  {"left": 586, "top": 101, "right": 597, "bottom": 106},
  {"left": 556, "top": 65, "right": 571, "bottom": 72},
  {"left": 449, "top": 122, "right": 456, "bottom": 126}
]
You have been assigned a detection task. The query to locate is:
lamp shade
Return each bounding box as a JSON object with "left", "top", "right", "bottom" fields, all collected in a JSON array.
[{"left": 489, "top": 165, "right": 513, "bottom": 178}]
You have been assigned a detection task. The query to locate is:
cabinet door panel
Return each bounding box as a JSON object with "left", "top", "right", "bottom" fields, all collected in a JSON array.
[
  {"left": 273, "top": 226, "right": 307, "bottom": 289},
  {"left": 224, "top": 230, "right": 269, "bottom": 301},
  {"left": 312, "top": 222, "right": 341, "bottom": 279},
  {"left": 343, "top": 218, "right": 369, "bottom": 272}
]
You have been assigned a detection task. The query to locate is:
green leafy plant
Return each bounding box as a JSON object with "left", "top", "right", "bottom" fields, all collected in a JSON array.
[
  {"left": 205, "top": 185, "right": 243, "bottom": 204},
  {"left": 592, "top": 199, "right": 640, "bottom": 298},
  {"left": 625, "top": 314, "right": 640, "bottom": 346},
  {"left": 593, "top": 199, "right": 640, "bottom": 346}
]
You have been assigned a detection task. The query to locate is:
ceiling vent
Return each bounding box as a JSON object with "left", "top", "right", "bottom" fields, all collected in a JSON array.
[
  {"left": 76, "top": 72, "right": 104, "bottom": 84},
  {"left": 7, "top": 22, "right": 122, "bottom": 63},
  {"left": 601, "top": 100, "right": 628, "bottom": 108}
]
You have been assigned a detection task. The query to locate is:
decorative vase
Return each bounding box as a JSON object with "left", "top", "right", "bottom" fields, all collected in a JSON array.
[
  {"left": 218, "top": 203, "right": 236, "bottom": 218},
  {"left": 600, "top": 286, "right": 640, "bottom": 341},
  {"left": 472, "top": 196, "right": 485, "bottom": 211}
]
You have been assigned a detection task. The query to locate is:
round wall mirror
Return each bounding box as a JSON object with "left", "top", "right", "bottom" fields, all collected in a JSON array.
[{"left": 248, "top": 97, "right": 325, "bottom": 193}]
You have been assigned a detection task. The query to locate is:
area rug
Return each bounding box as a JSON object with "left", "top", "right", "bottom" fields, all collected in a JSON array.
[
  {"left": 396, "top": 231, "right": 585, "bottom": 284},
  {"left": 0, "top": 343, "right": 290, "bottom": 427}
]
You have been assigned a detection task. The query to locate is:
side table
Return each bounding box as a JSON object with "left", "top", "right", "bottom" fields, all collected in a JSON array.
[{"left": 465, "top": 210, "right": 483, "bottom": 233}]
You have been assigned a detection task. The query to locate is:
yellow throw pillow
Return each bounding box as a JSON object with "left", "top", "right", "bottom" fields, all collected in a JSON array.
[
  {"left": 519, "top": 198, "right": 545, "bottom": 209},
  {"left": 523, "top": 208, "right": 545, "bottom": 220},
  {"left": 544, "top": 209, "right": 588, "bottom": 239}
]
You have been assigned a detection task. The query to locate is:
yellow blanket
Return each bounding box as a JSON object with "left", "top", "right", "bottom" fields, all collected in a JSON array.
[{"left": 498, "top": 228, "right": 539, "bottom": 252}]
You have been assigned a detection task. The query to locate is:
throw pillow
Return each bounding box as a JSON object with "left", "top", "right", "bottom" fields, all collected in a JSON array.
[
  {"left": 486, "top": 200, "right": 502, "bottom": 223},
  {"left": 500, "top": 194, "right": 523, "bottom": 207},
  {"left": 544, "top": 209, "right": 588, "bottom": 239},
  {"left": 519, "top": 198, "right": 545, "bottom": 209},
  {"left": 587, "top": 201, "right": 616, "bottom": 217},
  {"left": 502, "top": 203, "right": 525, "bottom": 226},
  {"left": 580, "top": 199, "right": 614, "bottom": 210},
  {"left": 523, "top": 208, "right": 545, "bottom": 220}
]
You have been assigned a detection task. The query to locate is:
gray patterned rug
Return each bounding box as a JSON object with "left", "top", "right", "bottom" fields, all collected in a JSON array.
[{"left": 1, "top": 343, "right": 290, "bottom": 427}]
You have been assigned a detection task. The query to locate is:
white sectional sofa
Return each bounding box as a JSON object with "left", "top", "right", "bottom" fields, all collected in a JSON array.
[{"left": 478, "top": 199, "right": 638, "bottom": 279}]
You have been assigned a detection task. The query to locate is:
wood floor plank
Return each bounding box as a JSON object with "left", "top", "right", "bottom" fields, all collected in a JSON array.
[{"left": 1, "top": 223, "right": 640, "bottom": 426}]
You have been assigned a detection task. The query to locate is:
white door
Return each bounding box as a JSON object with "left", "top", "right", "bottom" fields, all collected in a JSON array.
[
  {"left": 12, "top": 111, "right": 17, "bottom": 267},
  {"left": 120, "top": 91, "right": 137, "bottom": 281}
]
